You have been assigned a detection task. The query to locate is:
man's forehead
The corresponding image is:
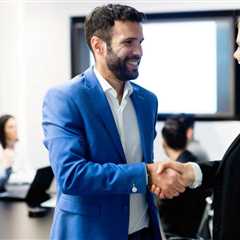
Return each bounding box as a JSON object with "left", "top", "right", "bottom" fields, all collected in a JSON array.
[
  {"left": 237, "top": 18, "right": 240, "bottom": 30},
  {"left": 237, "top": 26, "right": 240, "bottom": 40},
  {"left": 111, "top": 21, "right": 143, "bottom": 39},
  {"left": 112, "top": 20, "right": 142, "bottom": 31}
]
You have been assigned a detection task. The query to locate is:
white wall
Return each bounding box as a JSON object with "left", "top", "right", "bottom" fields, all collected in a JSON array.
[
  {"left": 0, "top": 1, "right": 19, "bottom": 115},
  {"left": 1, "top": 0, "right": 240, "bottom": 169}
]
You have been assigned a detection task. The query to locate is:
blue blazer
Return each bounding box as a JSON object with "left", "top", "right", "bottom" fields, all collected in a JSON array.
[{"left": 42, "top": 68, "right": 161, "bottom": 240}]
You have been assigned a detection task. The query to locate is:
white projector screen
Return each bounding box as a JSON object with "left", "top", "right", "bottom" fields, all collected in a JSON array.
[{"left": 135, "top": 18, "right": 235, "bottom": 116}]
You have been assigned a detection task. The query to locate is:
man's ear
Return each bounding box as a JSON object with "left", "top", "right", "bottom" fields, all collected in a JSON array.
[
  {"left": 186, "top": 128, "right": 193, "bottom": 141},
  {"left": 90, "top": 36, "right": 106, "bottom": 56}
]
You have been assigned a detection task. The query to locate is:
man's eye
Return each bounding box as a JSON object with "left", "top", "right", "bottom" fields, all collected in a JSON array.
[{"left": 124, "top": 40, "right": 132, "bottom": 45}]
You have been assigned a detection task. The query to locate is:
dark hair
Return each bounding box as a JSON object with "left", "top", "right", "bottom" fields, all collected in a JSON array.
[
  {"left": 179, "top": 114, "right": 195, "bottom": 129},
  {"left": 162, "top": 118, "right": 188, "bottom": 150},
  {"left": 168, "top": 113, "right": 195, "bottom": 129},
  {"left": 0, "top": 114, "right": 14, "bottom": 149},
  {"left": 84, "top": 4, "right": 145, "bottom": 52}
]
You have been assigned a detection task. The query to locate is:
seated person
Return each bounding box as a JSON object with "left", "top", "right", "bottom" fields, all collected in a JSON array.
[
  {"left": 171, "top": 113, "right": 210, "bottom": 162},
  {"left": 0, "top": 115, "right": 17, "bottom": 192},
  {"left": 182, "top": 114, "right": 210, "bottom": 162},
  {"left": 159, "top": 117, "right": 211, "bottom": 239}
]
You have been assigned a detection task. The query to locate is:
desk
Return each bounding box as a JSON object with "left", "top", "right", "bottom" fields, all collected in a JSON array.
[
  {"left": 0, "top": 201, "right": 53, "bottom": 239},
  {"left": 41, "top": 196, "right": 56, "bottom": 208}
]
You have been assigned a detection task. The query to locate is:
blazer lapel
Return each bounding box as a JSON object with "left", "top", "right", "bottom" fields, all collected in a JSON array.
[
  {"left": 84, "top": 68, "right": 126, "bottom": 163},
  {"left": 130, "top": 88, "right": 148, "bottom": 164}
]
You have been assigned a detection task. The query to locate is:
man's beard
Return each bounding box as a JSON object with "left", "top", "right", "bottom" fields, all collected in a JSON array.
[{"left": 106, "top": 46, "right": 140, "bottom": 82}]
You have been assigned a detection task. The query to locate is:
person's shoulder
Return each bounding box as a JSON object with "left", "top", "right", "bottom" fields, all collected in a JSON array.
[
  {"left": 44, "top": 68, "right": 95, "bottom": 101},
  {"left": 185, "top": 150, "right": 198, "bottom": 162},
  {"left": 130, "top": 82, "right": 157, "bottom": 101},
  {"left": 177, "top": 150, "right": 197, "bottom": 163},
  {"left": 49, "top": 73, "right": 87, "bottom": 94},
  {"left": 187, "top": 139, "right": 209, "bottom": 162}
]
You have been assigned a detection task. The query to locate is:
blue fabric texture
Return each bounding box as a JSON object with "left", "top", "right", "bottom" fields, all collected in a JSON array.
[{"left": 42, "top": 67, "right": 160, "bottom": 240}]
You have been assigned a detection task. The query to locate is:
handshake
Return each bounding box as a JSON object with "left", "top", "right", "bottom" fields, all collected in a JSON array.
[{"left": 146, "top": 161, "right": 196, "bottom": 199}]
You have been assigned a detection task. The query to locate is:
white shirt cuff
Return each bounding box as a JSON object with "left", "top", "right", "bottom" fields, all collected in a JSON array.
[
  {"left": 188, "top": 162, "right": 202, "bottom": 188},
  {"left": 144, "top": 165, "right": 148, "bottom": 185}
]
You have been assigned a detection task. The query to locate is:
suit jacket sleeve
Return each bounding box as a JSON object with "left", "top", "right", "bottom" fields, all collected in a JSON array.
[
  {"left": 198, "top": 160, "right": 220, "bottom": 190},
  {"left": 42, "top": 88, "right": 148, "bottom": 196}
]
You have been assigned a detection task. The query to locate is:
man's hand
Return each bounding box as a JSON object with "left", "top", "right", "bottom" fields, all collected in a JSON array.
[
  {"left": 157, "top": 161, "right": 196, "bottom": 188},
  {"left": 146, "top": 162, "right": 186, "bottom": 199}
]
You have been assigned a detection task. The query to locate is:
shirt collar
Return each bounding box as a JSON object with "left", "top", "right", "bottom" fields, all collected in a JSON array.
[{"left": 94, "top": 67, "right": 133, "bottom": 99}]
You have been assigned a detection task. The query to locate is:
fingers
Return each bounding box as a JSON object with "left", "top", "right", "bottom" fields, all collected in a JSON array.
[
  {"left": 157, "top": 161, "right": 185, "bottom": 175},
  {"left": 172, "top": 179, "right": 185, "bottom": 193},
  {"left": 149, "top": 167, "right": 186, "bottom": 199},
  {"left": 151, "top": 185, "right": 180, "bottom": 199},
  {"left": 167, "top": 168, "right": 186, "bottom": 190},
  {"left": 157, "top": 185, "right": 180, "bottom": 199},
  {"left": 151, "top": 184, "right": 161, "bottom": 198}
]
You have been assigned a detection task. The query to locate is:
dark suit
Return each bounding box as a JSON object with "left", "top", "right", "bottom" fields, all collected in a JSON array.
[
  {"left": 199, "top": 134, "right": 240, "bottom": 240},
  {"left": 159, "top": 150, "right": 211, "bottom": 238}
]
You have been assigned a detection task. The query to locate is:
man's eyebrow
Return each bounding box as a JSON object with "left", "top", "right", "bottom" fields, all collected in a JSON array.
[
  {"left": 121, "top": 37, "right": 137, "bottom": 42},
  {"left": 121, "top": 37, "right": 144, "bottom": 42}
]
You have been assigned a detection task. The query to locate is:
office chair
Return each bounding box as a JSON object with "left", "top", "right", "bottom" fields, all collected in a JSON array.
[
  {"left": 166, "top": 196, "right": 213, "bottom": 240},
  {"left": 168, "top": 237, "right": 205, "bottom": 240},
  {"left": 197, "top": 196, "right": 213, "bottom": 240}
]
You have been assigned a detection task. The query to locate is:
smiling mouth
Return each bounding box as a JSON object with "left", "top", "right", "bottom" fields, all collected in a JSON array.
[{"left": 126, "top": 59, "right": 140, "bottom": 69}]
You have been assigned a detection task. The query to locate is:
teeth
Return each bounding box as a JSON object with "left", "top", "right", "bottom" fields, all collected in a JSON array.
[{"left": 127, "top": 60, "right": 138, "bottom": 66}]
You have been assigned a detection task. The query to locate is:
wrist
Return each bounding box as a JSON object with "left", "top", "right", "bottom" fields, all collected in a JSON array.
[
  {"left": 183, "top": 163, "right": 195, "bottom": 187},
  {"left": 186, "top": 162, "right": 202, "bottom": 188}
]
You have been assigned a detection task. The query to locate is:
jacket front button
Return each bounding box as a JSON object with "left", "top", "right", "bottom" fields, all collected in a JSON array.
[{"left": 132, "top": 185, "right": 137, "bottom": 193}]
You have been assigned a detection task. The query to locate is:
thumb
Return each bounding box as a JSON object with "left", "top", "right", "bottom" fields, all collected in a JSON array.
[{"left": 156, "top": 161, "right": 185, "bottom": 174}]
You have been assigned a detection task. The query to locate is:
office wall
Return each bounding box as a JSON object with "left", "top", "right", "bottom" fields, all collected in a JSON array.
[
  {"left": 0, "top": 0, "right": 240, "bottom": 169},
  {"left": 0, "top": 1, "right": 18, "bottom": 115}
]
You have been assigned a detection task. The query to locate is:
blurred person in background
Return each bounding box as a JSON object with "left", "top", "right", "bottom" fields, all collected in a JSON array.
[
  {"left": 183, "top": 114, "right": 210, "bottom": 162},
  {"left": 167, "top": 114, "right": 210, "bottom": 162},
  {"left": 0, "top": 114, "right": 17, "bottom": 192}
]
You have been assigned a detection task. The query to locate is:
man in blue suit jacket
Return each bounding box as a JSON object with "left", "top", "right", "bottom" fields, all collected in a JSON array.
[{"left": 42, "top": 4, "right": 192, "bottom": 240}]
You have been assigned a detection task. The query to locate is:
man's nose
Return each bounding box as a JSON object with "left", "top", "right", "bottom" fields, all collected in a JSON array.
[
  {"left": 233, "top": 48, "right": 240, "bottom": 61},
  {"left": 133, "top": 45, "right": 143, "bottom": 57}
]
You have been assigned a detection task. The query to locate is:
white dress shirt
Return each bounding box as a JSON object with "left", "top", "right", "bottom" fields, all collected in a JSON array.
[
  {"left": 93, "top": 67, "right": 203, "bottom": 234},
  {"left": 94, "top": 68, "right": 149, "bottom": 234}
]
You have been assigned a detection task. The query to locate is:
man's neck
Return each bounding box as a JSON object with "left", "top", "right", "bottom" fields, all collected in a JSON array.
[
  {"left": 6, "top": 140, "right": 16, "bottom": 149},
  {"left": 167, "top": 148, "right": 184, "bottom": 161},
  {"left": 96, "top": 64, "right": 125, "bottom": 103}
]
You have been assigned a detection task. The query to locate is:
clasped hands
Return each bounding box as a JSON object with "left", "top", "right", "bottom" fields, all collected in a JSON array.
[{"left": 146, "top": 161, "right": 195, "bottom": 199}]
